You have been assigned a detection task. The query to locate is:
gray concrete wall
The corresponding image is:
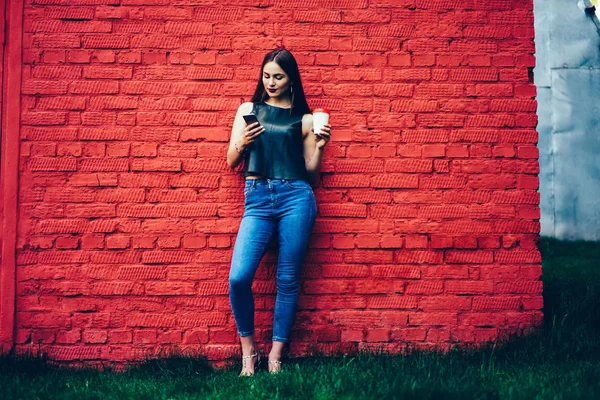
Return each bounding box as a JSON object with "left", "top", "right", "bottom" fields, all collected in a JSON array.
[{"left": 534, "top": 0, "right": 600, "bottom": 240}]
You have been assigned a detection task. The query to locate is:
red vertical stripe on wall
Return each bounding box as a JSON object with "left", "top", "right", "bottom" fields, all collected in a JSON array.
[{"left": 1, "top": 0, "right": 24, "bottom": 353}]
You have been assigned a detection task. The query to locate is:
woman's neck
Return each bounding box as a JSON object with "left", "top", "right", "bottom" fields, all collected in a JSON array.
[{"left": 265, "top": 96, "right": 292, "bottom": 108}]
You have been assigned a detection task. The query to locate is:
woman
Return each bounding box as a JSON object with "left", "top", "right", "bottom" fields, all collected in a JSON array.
[{"left": 226, "top": 48, "right": 331, "bottom": 375}]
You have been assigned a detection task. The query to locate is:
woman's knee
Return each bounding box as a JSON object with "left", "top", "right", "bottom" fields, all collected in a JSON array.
[{"left": 276, "top": 273, "right": 299, "bottom": 294}]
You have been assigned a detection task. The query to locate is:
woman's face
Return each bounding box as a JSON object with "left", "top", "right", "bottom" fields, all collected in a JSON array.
[{"left": 262, "top": 61, "right": 291, "bottom": 99}]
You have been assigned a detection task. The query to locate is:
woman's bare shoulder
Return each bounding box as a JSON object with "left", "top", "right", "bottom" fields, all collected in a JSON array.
[{"left": 238, "top": 102, "right": 254, "bottom": 114}]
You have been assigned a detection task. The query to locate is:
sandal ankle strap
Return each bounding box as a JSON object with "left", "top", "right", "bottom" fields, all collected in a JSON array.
[{"left": 242, "top": 353, "right": 258, "bottom": 360}]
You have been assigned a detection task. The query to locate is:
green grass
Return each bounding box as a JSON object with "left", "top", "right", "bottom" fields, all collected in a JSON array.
[{"left": 3, "top": 237, "right": 600, "bottom": 399}]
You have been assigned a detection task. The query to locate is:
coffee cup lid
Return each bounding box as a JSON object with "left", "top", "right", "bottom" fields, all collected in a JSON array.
[{"left": 313, "top": 108, "right": 330, "bottom": 114}]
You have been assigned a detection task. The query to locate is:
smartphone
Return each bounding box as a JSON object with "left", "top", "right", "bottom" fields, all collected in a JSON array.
[{"left": 243, "top": 113, "right": 261, "bottom": 126}]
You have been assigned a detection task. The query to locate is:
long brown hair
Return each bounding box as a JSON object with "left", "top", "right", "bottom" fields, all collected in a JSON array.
[{"left": 250, "top": 48, "right": 310, "bottom": 115}]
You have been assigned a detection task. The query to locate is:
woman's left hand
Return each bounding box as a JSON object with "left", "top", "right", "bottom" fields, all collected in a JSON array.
[{"left": 312, "top": 124, "right": 331, "bottom": 149}]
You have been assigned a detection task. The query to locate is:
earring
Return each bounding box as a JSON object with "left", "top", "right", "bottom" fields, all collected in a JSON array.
[{"left": 291, "top": 86, "right": 293, "bottom": 94}]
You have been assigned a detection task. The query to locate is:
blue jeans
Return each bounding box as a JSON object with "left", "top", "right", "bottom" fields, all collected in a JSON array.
[{"left": 229, "top": 178, "right": 317, "bottom": 342}]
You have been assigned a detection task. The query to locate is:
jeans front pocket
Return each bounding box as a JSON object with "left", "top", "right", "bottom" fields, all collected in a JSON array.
[{"left": 284, "top": 179, "right": 311, "bottom": 190}]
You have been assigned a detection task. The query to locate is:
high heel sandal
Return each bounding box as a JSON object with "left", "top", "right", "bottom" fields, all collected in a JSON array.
[
  {"left": 268, "top": 359, "right": 282, "bottom": 374},
  {"left": 239, "top": 352, "right": 261, "bottom": 376}
]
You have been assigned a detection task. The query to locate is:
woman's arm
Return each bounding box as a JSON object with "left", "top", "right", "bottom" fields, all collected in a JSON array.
[
  {"left": 302, "top": 114, "right": 331, "bottom": 185},
  {"left": 227, "top": 102, "right": 263, "bottom": 169}
]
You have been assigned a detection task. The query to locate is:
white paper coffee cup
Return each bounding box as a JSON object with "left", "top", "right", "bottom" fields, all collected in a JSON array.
[{"left": 313, "top": 108, "right": 330, "bottom": 135}]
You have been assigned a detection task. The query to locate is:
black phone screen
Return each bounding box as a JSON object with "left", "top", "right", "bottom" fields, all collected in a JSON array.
[{"left": 243, "top": 114, "right": 260, "bottom": 126}]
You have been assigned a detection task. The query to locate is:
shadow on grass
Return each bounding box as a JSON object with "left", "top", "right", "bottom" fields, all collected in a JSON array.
[
  {"left": 122, "top": 346, "right": 214, "bottom": 378},
  {"left": 0, "top": 347, "right": 53, "bottom": 376}
]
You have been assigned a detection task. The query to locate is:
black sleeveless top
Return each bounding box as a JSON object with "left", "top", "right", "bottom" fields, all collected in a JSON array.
[{"left": 243, "top": 102, "right": 308, "bottom": 181}]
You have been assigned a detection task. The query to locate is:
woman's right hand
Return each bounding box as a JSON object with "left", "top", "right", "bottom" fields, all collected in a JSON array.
[{"left": 237, "top": 122, "right": 265, "bottom": 151}]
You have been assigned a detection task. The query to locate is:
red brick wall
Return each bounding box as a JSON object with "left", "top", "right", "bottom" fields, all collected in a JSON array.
[{"left": 16, "top": 0, "right": 542, "bottom": 365}]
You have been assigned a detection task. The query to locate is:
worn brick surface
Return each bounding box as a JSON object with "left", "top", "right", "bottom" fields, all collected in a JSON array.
[{"left": 16, "top": 0, "right": 540, "bottom": 365}]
